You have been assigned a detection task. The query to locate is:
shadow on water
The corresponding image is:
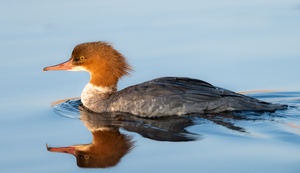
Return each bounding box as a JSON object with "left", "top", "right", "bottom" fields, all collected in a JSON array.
[{"left": 46, "top": 92, "right": 300, "bottom": 168}]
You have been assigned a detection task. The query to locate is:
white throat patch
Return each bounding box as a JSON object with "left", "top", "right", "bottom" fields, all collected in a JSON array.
[{"left": 69, "top": 66, "right": 88, "bottom": 72}]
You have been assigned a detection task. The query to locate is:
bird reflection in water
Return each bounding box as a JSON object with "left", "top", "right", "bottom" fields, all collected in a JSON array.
[
  {"left": 47, "top": 99, "right": 266, "bottom": 168},
  {"left": 47, "top": 129, "right": 132, "bottom": 168},
  {"left": 47, "top": 99, "right": 200, "bottom": 168}
]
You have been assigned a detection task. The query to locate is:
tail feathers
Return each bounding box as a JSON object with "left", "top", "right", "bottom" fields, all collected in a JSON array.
[
  {"left": 233, "top": 97, "right": 288, "bottom": 112},
  {"left": 214, "top": 94, "right": 287, "bottom": 112}
]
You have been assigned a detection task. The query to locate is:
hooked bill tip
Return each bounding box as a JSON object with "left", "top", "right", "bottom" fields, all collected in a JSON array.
[
  {"left": 42, "top": 67, "right": 47, "bottom": 72},
  {"left": 46, "top": 143, "right": 51, "bottom": 150}
]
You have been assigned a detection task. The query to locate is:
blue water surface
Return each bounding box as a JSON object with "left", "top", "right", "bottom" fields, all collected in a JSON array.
[{"left": 0, "top": 0, "right": 300, "bottom": 173}]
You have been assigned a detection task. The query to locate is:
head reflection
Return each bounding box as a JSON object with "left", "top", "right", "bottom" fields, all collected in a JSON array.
[
  {"left": 47, "top": 128, "right": 133, "bottom": 168},
  {"left": 47, "top": 103, "right": 135, "bottom": 168}
]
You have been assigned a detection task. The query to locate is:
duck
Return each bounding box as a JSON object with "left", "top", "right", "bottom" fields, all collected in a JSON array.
[{"left": 43, "top": 41, "right": 287, "bottom": 118}]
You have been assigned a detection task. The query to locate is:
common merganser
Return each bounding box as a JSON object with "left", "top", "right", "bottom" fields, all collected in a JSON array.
[{"left": 43, "top": 41, "right": 287, "bottom": 117}]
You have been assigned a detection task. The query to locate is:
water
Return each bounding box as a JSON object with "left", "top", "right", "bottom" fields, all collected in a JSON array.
[{"left": 1, "top": 0, "right": 300, "bottom": 172}]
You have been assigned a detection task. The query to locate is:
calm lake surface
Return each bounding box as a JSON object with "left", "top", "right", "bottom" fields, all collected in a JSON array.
[{"left": 1, "top": 0, "right": 300, "bottom": 173}]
